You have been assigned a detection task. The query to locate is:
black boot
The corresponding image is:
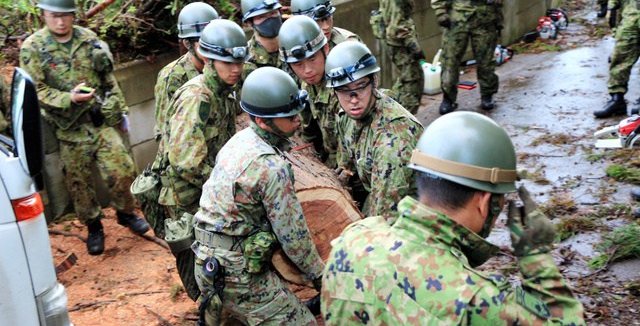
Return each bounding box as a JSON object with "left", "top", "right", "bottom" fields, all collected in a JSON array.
[
  {"left": 597, "top": 4, "right": 608, "bottom": 18},
  {"left": 87, "top": 219, "right": 105, "bottom": 255},
  {"left": 439, "top": 97, "right": 458, "bottom": 115},
  {"left": 117, "top": 211, "right": 150, "bottom": 235},
  {"left": 634, "top": 207, "right": 640, "bottom": 219},
  {"left": 481, "top": 95, "right": 495, "bottom": 111},
  {"left": 594, "top": 93, "right": 627, "bottom": 118},
  {"left": 631, "top": 98, "right": 640, "bottom": 115},
  {"left": 631, "top": 187, "right": 640, "bottom": 201}
]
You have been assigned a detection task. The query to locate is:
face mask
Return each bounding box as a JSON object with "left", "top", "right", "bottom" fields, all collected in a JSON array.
[{"left": 254, "top": 16, "right": 282, "bottom": 38}]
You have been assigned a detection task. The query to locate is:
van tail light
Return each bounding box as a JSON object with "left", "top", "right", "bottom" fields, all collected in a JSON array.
[{"left": 12, "top": 193, "right": 44, "bottom": 221}]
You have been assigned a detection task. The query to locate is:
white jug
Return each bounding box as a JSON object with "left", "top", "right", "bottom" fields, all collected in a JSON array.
[{"left": 422, "top": 49, "right": 442, "bottom": 95}]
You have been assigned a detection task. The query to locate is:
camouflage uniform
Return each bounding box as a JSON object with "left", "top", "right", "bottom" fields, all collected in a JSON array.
[
  {"left": 158, "top": 63, "right": 238, "bottom": 218},
  {"left": 193, "top": 123, "right": 325, "bottom": 325},
  {"left": 328, "top": 27, "right": 361, "bottom": 50},
  {"left": 607, "top": 0, "right": 640, "bottom": 94},
  {"left": 336, "top": 90, "right": 423, "bottom": 221},
  {"left": 321, "top": 196, "right": 586, "bottom": 325},
  {"left": 372, "top": 0, "right": 424, "bottom": 114},
  {"left": 244, "top": 35, "right": 286, "bottom": 78},
  {"left": 20, "top": 26, "right": 136, "bottom": 223},
  {"left": 0, "top": 75, "right": 9, "bottom": 133},
  {"left": 153, "top": 53, "right": 199, "bottom": 138},
  {"left": 300, "top": 82, "right": 340, "bottom": 168},
  {"left": 432, "top": 0, "right": 502, "bottom": 103}
]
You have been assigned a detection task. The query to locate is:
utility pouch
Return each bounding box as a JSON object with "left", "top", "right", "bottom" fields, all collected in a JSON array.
[
  {"left": 165, "top": 212, "right": 196, "bottom": 254},
  {"left": 167, "top": 167, "right": 201, "bottom": 207},
  {"left": 130, "top": 167, "right": 165, "bottom": 238},
  {"left": 370, "top": 10, "right": 386, "bottom": 40},
  {"left": 242, "top": 231, "right": 277, "bottom": 274},
  {"left": 91, "top": 41, "right": 114, "bottom": 73}
]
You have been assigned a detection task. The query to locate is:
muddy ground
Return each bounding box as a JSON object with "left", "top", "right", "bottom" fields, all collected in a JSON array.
[{"left": 46, "top": 3, "right": 640, "bottom": 326}]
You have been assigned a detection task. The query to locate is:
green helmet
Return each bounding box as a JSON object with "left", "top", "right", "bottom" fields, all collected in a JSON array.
[
  {"left": 197, "top": 19, "right": 248, "bottom": 63},
  {"left": 37, "top": 0, "right": 75, "bottom": 12},
  {"left": 279, "top": 15, "right": 327, "bottom": 63},
  {"left": 240, "top": 67, "right": 308, "bottom": 118},
  {"left": 325, "top": 41, "right": 380, "bottom": 88},
  {"left": 291, "top": 0, "right": 335, "bottom": 20},
  {"left": 408, "top": 112, "right": 517, "bottom": 194},
  {"left": 242, "top": 0, "right": 282, "bottom": 22},
  {"left": 177, "top": 2, "right": 219, "bottom": 39}
]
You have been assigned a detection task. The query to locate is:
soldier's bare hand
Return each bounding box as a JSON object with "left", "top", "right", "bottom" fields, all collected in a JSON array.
[{"left": 71, "top": 83, "right": 94, "bottom": 104}]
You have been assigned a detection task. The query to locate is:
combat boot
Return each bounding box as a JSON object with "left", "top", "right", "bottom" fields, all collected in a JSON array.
[
  {"left": 439, "top": 97, "right": 458, "bottom": 115},
  {"left": 630, "top": 98, "right": 640, "bottom": 115},
  {"left": 117, "top": 211, "right": 150, "bottom": 235},
  {"left": 480, "top": 95, "right": 495, "bottom": 111},
  {"left": 631, "top": 187, "right": 640, "bottom": 201},
  {"left": 594, "top": 93, "right": 627, "bottom": 118},
  {"left": 597, "top": 4, "right": 607, "bottom": 18},
  {"left": 87, "top": 219, "right": 105, "bottom": 255}
]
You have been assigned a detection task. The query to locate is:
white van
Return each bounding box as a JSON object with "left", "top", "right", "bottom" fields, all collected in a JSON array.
[{"left": 0, "top": 68, "right": 71, "bottom": 325}]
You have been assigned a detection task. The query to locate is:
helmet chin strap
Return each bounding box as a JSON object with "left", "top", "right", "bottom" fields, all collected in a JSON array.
[{"left": 478, "top": 194, "right": 503, "bottom": 238}]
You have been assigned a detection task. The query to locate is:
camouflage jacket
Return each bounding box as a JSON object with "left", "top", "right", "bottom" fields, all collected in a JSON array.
[
  {"left": 329, "top": 27, "right": 362, "bottom": 49},
  {"left": 377, "top": 0, "right": 419, "bottom": 47},
  {"left": 321, "top": 196, "right": 586, "bottom": 325},
  {"left": 336, "top": 90, "right": 422, "bottom": 221},
  {"left": 158, "top": 64, "right": 238, "bottom": 208},
  {"left": 19, "top": 26, "right": 127, "bottom": 141},
  {"left": 608, "top": 0, "right": 639, "bottom": 15},
  {"left": 153, "top": 53, "right": 200, "bottom": 138},
  {"left": 194, "top": 123, "right": 325, "bottom": 280},
  {"left": 300, "top": 81, "right": 340, "bottom": 168},
  {"left": 431, "top": 0, "right": 503, "bottom": 25}
]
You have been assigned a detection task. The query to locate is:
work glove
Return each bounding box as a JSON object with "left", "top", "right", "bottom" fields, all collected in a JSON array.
[
  {"left": 305, "top": 294, "right": 321, "bottom": 316},
  {"left": 507, "top": 186, "right": 556, "bottom": 257},
  {"left": 437, "top": 14, "right": 452, "bottom": 29},
  {"left": 312, "top": 275, "right": 323, "bottom": 292},
  {"left": 408, "top": 40, "right": 426, "bottom": 61},
  {"left": 609, "top": 8, "right": 618, "bottom": 29}
]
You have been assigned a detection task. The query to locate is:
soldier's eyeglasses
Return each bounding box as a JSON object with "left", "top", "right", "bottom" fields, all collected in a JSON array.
[
  {"left": 326, "top": 54, "right": 377, "bottom": 86},
  {"left": 243, "top": 0, "right": 281, "bottom": 22},
  {"left": 334, "top": 79, "right": 372, "bottom": 99},
  {"left": 295, "top": 2, "right": 335, "bottom": 20}
]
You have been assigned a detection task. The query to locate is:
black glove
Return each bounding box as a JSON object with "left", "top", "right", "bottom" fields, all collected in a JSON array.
[
  {"left": 89, "top": 105, "right": 105, "bottom": 127},
  {"left": 609, "top": 8, "right": 618, "bottom": 28},
  {"left": 507, "top": 186, "right": 556, "bottom": 257},
  {"left": 304, "top": 294, "right": 321, "bottom": 316},
  {"left": 312, "top": 275, "right": 322, "bottom": 292},
  {"left": 408, "top": 40, "right": 426, "bottom": 61},
  {"left": 437, "top": 14, "right": 452, "bottom": 29}
]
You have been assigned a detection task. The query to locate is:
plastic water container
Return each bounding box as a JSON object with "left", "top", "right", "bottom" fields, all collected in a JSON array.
[{"left": 422, "top": 49, "right": 442, "bottom": 95}]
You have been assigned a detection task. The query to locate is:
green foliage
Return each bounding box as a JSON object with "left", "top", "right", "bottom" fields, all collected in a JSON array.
[
  {"left": 0, "top": 0, "right": 40, "bottom": 45},
  {"left": 589, "top": 223, "right": 640, "bottom": 269},
  {"left": 555, "top": 216, "right": 600, "bottom": 242},
  {"left": 606, "top": 164, "right": 640, "bottom": 184}
]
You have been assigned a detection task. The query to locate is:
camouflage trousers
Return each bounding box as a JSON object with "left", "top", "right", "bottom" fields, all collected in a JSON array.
[
  {"left": 608, "top": 14, "right": 640, "bottom": 94},
  {"left": 440, "top": 19, "right": 499, "bottom": 102},
  {"left": 59, "top": 125, "right": 136, "bottom": 223},
  {"left": 194, "top": 243, "right": 316, "bottom": 325},
  {"left": 164, "top": 204, "right": 201, "bottom": 302},
  {"left": 384, "top": 42, "right": 424, "bottom": 114}
]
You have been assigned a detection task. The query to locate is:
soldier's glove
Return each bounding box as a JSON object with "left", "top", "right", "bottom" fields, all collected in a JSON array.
[
  {"left": 408, "top": 40, "right": 426, "bottom": 61},
  {"left": 305, "top": 294, "right": 321, "bottom": 316},
  {"left": 312, "top": 275, "right": 323, "bottom": 292},
  {"left": 89, "top": 104, "right": 105, "bottom": 127},
  {"left": 609, "top": 8, "right": 618, "bottom": 29},
  {"left": 437, "top": 14, "right": 452, "bottom": 29},
  {"left": 507, "top": 186, "right": 556, "bottom": 257}
]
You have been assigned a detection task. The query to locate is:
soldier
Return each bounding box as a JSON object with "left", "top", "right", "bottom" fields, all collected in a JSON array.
[
  {"left": 594, "top": 0, "right": 639, "bottom": 118},
  {"left": 241, "top": 0, "right": 286, "bottom": 72},
  {"left": 325, "top": 41, "right": 423, "bottom": 222},
  {"left": 321, "top": 112, "right": 586, "bottom": 325},
  {"left": 20, "top": 0, "right": 148, "bottom": 255},
  {"left": 433, "top": 0, "right": 503, "bottom": 114},
  {"left": 153, "top": 2, "right": 218, "bottom": 139},
  {"left": 290, "top": 0, "right": 361, "bottom": 49},
  {"left": 370, "top": 0, "right": 425, "bottom": 114},
  {"left": 193, "top": 67, "right": 324, "bottom": 325},
  {"left": 279, "top": 15, "right": 339, "bottom": 167},
  {"left": 157, "top": 19, "right": 247, "bottom": 301}
]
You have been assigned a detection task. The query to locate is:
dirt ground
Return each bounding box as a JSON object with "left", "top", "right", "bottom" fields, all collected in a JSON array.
[{"left": 45, "top": 1, "right": 640, "bottom": 326}]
